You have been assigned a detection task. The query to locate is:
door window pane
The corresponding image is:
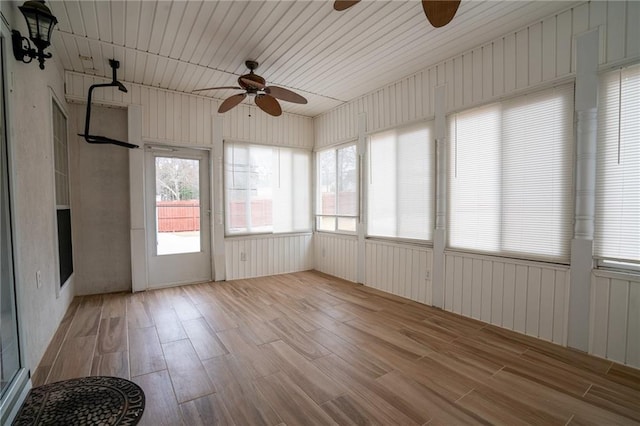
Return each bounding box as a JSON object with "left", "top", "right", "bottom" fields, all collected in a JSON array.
[{"left": 155, "top": 157, "right": 201, "bottom": 255}]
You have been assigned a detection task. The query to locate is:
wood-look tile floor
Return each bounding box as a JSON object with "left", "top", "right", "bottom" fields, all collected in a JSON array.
[{"left": 32, "top": 271, "right": 640, "bottom": 425}]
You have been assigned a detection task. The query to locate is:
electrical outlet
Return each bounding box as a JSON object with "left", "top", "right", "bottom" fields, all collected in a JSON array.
[
  {"left": 36, "top": 270, "right": 42, "bottom": 289},
  {"left": 425, "top": 271, "right": 430, "bottom": 280},
  {"left": 322, "top": 248, "right": 326, "bottom": 257},
  {"left": 240, "top": 252, "right": 247, "bottom": 261}
]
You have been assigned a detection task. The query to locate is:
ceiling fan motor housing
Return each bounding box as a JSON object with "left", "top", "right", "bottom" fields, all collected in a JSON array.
[{"left": 239, "top": 73, "right": 266, "bottom": 93}]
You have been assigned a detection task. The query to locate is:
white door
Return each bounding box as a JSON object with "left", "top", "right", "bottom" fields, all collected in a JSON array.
[{"left": 145, "top": 146, "right": 212, "bottom": 288}]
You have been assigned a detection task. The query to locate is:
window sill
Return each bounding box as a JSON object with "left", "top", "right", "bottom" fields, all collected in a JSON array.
[
  {"left": 593, "top": 268, "right": 640, "bottom": 281},
  {"left": 224, "top": 231, "right": 312, "bottom": 241}
]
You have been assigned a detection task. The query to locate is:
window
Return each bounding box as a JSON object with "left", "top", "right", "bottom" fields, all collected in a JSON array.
[
  {"left": 367, "top": 122, "right": 434, "bottom": 241},
  {"left": 448, "top": 84, "right": 574, "bottom": 262},
  {"left": 52, "top": 99, "right": 73, "bottom": 286},
  {"left": 225, "top": 142, "right": 310, "bottom": 235},
  {"left": 316, "top": 144, "right": 358, "bottom": 233},
  {"left": 595, "top": 64, "right": 640, "bottom": 268}
]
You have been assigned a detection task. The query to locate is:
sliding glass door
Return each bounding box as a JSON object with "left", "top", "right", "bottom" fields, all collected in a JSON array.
[{"left": 0, "top": 34, "right": 27, "bottom": 424}]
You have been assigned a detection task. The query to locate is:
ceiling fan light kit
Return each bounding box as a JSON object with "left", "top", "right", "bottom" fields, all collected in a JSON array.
[{"left": 193, "top": 60, "right": 307, "bottom": 117}]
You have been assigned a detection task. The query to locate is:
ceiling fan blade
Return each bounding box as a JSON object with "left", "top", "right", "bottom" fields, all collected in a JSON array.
[
  {"left": 334, "top": 0, "right": 360, "bottom": 11},
  {"left": 421, "top": 0, "right": 461, "bottom": 28},
  {"left": 240, "top": 77, "right": 266, "bottom": 90},
  {"left": 255, "top": 95, "right": 282, "bottom": 117},
  {"left": 218, "top": 93, "right": 247, "bottom": 113},
  {"left": 265, "top": 86, "right": 308, "bottom": 104},
  {"left": 192, "top": 86, "right": 242, "bottom": 93}
]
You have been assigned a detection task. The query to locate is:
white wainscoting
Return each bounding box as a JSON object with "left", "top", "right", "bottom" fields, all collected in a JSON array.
[
  {"left": 590, "top": 270, "right": 640, "bottom": 369},
  {"left": 444, "top": 252, "right": 570, "bottom": 345},
  {"left": 224, "top": 233, "right": 313, "bottom": 280},
  {"left": 314, "top": 1, "right": 640, "bottom": 148},
  {"left": 365, "top": 240, "right": 433, "bottom": 306},
  {"left": 65, "top": 72, "right": 314, "bottom": 149},
  {"left": 313, "top": 233, "right": 358, "bottom": 283}
]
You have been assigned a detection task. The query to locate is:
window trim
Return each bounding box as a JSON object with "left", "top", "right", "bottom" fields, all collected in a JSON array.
[
  {"left": 223, "top": 140, "right": 312, "bottom": 236},
  {"left": 49, "top": 89, "right": 73, "bottom": 296},
  {"left": 593, "top": 63, "right": 640, "bottom": 268},
  {"left": 315, "top": 142, "right": 359, "bottom": 234},
  {"left": 596, "top": 258, "right": 640, "bottom": 274},
  {"left": 445, "top": 83, "right": 575, "bottom": 263}
]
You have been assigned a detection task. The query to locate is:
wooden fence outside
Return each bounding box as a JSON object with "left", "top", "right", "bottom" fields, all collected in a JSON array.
[{"left": 157, "top": 200, "right": 200, "bottom": 232}]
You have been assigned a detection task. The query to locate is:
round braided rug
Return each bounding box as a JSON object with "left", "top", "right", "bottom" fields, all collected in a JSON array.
[{"left": 13, "top": 376, "right": 145, "bottom": 426}]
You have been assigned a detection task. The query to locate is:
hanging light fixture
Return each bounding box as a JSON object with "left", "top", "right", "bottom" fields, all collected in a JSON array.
[{"left": 11, "top": 0, "right": 58, "bottom": 70}]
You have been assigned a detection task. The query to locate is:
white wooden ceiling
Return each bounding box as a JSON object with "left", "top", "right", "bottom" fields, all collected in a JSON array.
[{"left": 49, "top": 0, "right": 581, "bottom": 117}]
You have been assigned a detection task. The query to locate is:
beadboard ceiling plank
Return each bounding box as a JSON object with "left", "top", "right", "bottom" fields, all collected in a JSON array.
[{"left": 52, "top": 0, "right": 583, "bottom": 117}]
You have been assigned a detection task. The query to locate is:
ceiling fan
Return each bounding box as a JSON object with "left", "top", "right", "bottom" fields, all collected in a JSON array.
[
  {"left": 192, "top": 60, "right": 307, "bottom": 117},
  {"left": 334, "top": 0, "right": 462, "bottom": 28}
]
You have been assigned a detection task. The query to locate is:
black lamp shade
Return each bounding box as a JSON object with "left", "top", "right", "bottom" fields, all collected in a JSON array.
[{"left": 18, "top": 0, "right": 57, "bottom": 51}]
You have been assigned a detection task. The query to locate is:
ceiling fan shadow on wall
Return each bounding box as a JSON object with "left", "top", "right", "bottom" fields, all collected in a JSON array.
[
  {"left": 193, "top": 61, "right": 307, "bottom": 117},
  {"left": 335, "top": 0, "right": 462, "bottom": 28}
]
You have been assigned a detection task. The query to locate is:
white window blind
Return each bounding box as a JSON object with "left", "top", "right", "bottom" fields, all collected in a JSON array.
[
  {"left": 368, "top": 122, "right": 434, "bottom": 241},
  {"left": 225, "top": 142, "right": 310, "bottom": 235},
  {"left": 449, "top": 84, "right": 574, "bottom": 262},
  {"left": 595, "top": 65, "right": 640, "bottom": 264},
  {"left": 317, "top": 144, "right": 358, "bottom": 233}
]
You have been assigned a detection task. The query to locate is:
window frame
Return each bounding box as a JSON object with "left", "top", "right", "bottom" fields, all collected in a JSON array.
[
  {"left": 596, "top": 258, "right": 640, "bottom": 274},
  {"left": 223, "top": 140, "right": 312, "bottom": 237},
  {"left": 593, "top": 63, "right": 640, "bottom": 273},
  {"left": 315, "top": 141, "right": 359, "bottom": 235},
  {"left": 50, "top": 91, "right": 73, "bottom": 295},
  {"left": 446, "top": 83, "right": 575, "bottom": 264},
  {"left": 366, "top": 120, "right": 436, "bottom": 243}
]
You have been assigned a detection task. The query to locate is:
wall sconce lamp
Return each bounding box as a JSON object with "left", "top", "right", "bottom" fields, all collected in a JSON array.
[{"left": 11, "top": 0, "right": 58, "bottom": 70}]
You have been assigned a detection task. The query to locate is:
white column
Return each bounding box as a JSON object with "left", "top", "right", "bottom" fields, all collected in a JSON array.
[
  {"left": 356, "top": 113, "right": 367, "bottom": 284},
  {"left": 568, "top": 29, "right": 599, "bottom": 351},
  {"left": 432, "top": 85, "right": 447, "bottom": 308},
  {"left": 212, "top": 115, "right": 226, "bottom": 281},
  {"left": 128, "top": 105, "right": 147, "bottom": 292}
]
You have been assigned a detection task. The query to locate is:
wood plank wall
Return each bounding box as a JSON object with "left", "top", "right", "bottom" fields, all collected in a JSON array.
[
  {"left": 225, "top": 234, "right": 313, "bottom": 280},
  {"left": 314, "top": 1, "right": 640, "bottom": 148},
  {"left": 65, "top": 72, "right": 314, "bottom": 149},
  {"left": 314, "top": 233, "right": 358, "bottom": 283},
  {"left": 590, "top": 271, "right": 640, "bottom": 368},
  {"left": 444, "top": 252, "right": 570, "bottom": 346},
  {"left": 365, "top": 240, "right": 433, "bottom": 307}
]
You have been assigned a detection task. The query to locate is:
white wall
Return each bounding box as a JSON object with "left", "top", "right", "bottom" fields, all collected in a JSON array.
[
  {"left": 3, "top": 18, "right": 75, "bottom": 372},
  {"left": 590, "top": 271, "right": 640, "bottom": 368},
  {"left": 68, "top": 104, "right": 132, "bottom": 295},
  {"left": 444, "top": 252, "right": 569, "bottom": 346},
  {"left": 312, "top": 0, "right": 640, "bottom": 369},
  {"left": 225, "top": 233, "right": 313, "bottom": 280},
  {"left": 366, "top": 240, "right": 432, "bottom": 306},
  {"left": 314, "top": 233, "right": 358, "bottom": 283}
]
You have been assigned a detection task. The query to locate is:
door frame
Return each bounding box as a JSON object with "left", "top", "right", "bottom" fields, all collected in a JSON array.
[
  {"left": 0, "top": 22, "right": 31, "bottom": 424},
  {"left": 128, "top": 135, "right": 215, "bottom": 291},
  {"left": 144, "top": 145, "right": 213, "bottom": 288}
]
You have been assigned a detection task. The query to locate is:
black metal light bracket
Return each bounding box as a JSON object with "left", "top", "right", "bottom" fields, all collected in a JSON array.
[
  {"left": 12, "top": 1, "right": 58, "bottom": 70},
  {"left": 78, "top": 59, "right": 139, "bottom": 149}
]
